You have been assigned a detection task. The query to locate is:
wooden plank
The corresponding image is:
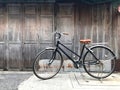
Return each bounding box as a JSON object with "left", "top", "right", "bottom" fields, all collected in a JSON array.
[
  {"left": 39, "top": 4, "right": 54, "bottom": 44},
  {"left": 112, "top": 6, "right": 119, "bottom": 58},
  {"left": 0, "top": 5, "right": 6, "bottom": 70},
  {"left": 39, "top": 17, "right": 53, "bottom": 43},
  {"left": 0, "top": 4, "right": 6, "bottom": 41},
  {"left": 7, "top": 5, "right": 22, "bottom": 70},
  {"left": 8, "top": 4, "right": 21, "bottom": 14},
  {"left": 23, "top": 4, "right": 54, "bottom": 69},
  {"left": 0, "top": 10, "right": 6, "bottom": 41},
  {"left": 57, "top": 4, "right": 73, "bottom": 16},
  {"left": 57, "top": 4, "right": 74, "bottom": 42},
  {"left": 23, "top": 44, "right": 38, "bottom": 69},
  {"left": 56, "top": 4, "right": 74, "bottom": 59},
  {"left": 23, "top": 5, "right": 37, "bottom": 69},
  {"left": 117, "top": 16, "right": 120, "bottom": 56},
  {"left": 23, "top": 15, "right": 37, "bottom": 42},
  {"left": 24, "top": 4, "right": 36, "bottom": 15},
  {"left": 79, "top": 4, "right": 112, "bottom": 44},
  {"left": 7, "top": 44, "right": 22, "bottom": 69},
  {"left": 40, "top": 4, "right": 54, "bottom": 15},
  {"left": 0, "top": 44, "right": 5, "bottom": 69},
  {"left": 57, "top": 17, "right": 74, "bottom": 43},
  {"left": 8, "top": 15, "right": 22, "bottom": 42}
]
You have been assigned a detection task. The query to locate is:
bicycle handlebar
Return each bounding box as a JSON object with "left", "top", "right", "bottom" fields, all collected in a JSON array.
[
  {"left": 63, "top": 32, "right": 69, "bottom": 35},
  {"left": 54, "top": 32, "right": 69, "bottom": 39},
  {"left": 55, "top": 32, "right": 61, "bottom": 39}
]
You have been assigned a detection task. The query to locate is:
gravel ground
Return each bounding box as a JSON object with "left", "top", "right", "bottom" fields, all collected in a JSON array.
[{"left": 0, "top": 71, "right": 33, "bottom": 90}]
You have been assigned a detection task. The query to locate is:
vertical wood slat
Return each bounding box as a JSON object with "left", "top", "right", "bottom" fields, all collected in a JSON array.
[
  {"left": 112, "top": 6, "right": 118, "bottom": 58},
  {"left": 77, "top": 4, "right": 114, "bottom": 71},
  {"left": 7, "top": 4, "right": 22, "bottom": 70},
  {"left": 79, "top": 4, "right": 112, "bottom": 44},
  {"left": 0, "top": 3, "right": 119, "bottom": 70},
  {"left": 23, "top": 4, "right": 37, "bottom": 69},
  {"left": 116, "top": 14, "right": 120, "bottom": 57},
  {"left": 0, "top": 4, "right": 5, "bottom": 69},
  {"left": 77, "top": 4, "right": 114, "bottom": 68},
  {"left": 0, "top": 5, "right": 6, "bottom": 70},
  {"left": 112, "top": 6, "right": 120, "bottom": 71},
  {"left": 57, "top": 4, "right": 74, "bottom": 43},
  {"left": 24, "top": 4, "right": 37, "bottom": 42},
  {"left": 56, "top": 4, "right": 74, "bottom": 59},
  {"left": 23, "top": 4, "right": 54, "bottom": 69},
  {"left": 39, "top": 4, "right": 54, "bottom": 44}
]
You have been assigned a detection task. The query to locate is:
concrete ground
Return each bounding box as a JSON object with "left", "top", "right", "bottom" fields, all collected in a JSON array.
[
  {"left": 18, "top": 72, "right": 120, "bottom": 90},
  {"left": 0, "top": 71, "right": 32, "bottom": 90},
  {"left": 1, "top": 71, "right": 120, "bottom": 90}
]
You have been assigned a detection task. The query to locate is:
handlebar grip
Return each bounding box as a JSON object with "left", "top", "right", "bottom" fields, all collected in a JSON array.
[{"left": 63, "top": 32, "right": 69, "bottom": 35}]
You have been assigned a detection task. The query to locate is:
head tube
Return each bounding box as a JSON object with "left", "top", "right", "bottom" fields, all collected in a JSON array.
[
  {"left": 54, "top": 32, "right": 61, "bottom": 45},
  {"left": 55, "top": 32, "right": 61, "bottom": 39}
]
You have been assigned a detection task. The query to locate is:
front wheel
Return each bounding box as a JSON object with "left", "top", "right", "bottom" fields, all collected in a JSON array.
[
  {"left": 33, "top": 49, "right": 63, "bottom": 80},
  {"left": 83, "top": 46, "right": 116, "bottom": 79}
]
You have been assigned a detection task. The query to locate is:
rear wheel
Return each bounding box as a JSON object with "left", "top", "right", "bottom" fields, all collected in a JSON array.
[
  {"left": 83, "top": 46, "right": 116, "bottom": 79},
  {"left": 33, "top": 49, "right": 63, "bottom": 80}
]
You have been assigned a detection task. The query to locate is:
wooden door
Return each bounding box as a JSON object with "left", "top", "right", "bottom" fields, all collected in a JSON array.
[
  {"left": 78, "top": 4, "right": 113, "bottom": 71},
  {"left": 23, "top": 4, "right": 54, "bottom": 69},
  {"left": 38, "top": 4, "right": 54, "bottom": 50},
  {"left": 56, "top": 4, "right": 74, "bottom": 58},
  {"left": 0, "top": 5, "right": 6, "bottom": 70},
  {"left": 7, "top": 4, "right": 22, "bottom": 70},
  {"left": 23, "top": 4, "right": 38, "bottom": 69},
  {"left": 113, "top": 6, "right": 120, "bottom": 71}
]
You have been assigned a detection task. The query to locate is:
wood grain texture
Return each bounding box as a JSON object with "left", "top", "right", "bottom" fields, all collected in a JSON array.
[{"left": 0, "top": 3, "right": 119, "bottom": 70}]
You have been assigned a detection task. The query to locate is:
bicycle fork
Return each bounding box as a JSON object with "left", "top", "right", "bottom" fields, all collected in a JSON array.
[{"left": 48, "top": 51, "right": 56, "bottom": 65}]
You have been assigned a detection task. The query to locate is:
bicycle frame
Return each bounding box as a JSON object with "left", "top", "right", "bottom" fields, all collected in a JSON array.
[
  {"left": 55, "top": 40, "right": 99, "bottom": 65},
  {"left": 33, "top": 32, "right": 116, "bottom": 80}
]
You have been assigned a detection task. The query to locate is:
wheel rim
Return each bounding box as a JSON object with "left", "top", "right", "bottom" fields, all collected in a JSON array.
[
  {"left": 83, "top": 46, "right": 116, "bottom": 79},
  {"left": 33, "top": 49, "right": 63, "bottom": 79}
]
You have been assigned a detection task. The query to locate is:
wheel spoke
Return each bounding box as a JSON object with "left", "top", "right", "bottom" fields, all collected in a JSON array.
[
  {"left": 83, "top": 46, "right": 116, "bottom": 79},
  {"left": 33, "top": 49, "right": 63, "bottom": 80}
]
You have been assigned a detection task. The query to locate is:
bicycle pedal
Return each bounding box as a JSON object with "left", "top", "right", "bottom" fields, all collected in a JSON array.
[
  {"left": 74, "top": 61, "right": 83, "bottom": 68},
  {"left": 74, "top": 63, "right": 79, "bottom": 69}
]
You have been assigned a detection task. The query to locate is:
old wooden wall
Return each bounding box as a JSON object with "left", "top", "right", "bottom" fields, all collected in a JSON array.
[
  {"left": 0, "top": 3, "right": 118, "bottom": 70},
  {"left": 0, "top": 3, "right": 74, "bottom": 70},
  {"left": 77, "top": 4, "right": 112, "bottom": 49},
  {"left": 112, "top": 6, "right": 120, "bottom": 71}
]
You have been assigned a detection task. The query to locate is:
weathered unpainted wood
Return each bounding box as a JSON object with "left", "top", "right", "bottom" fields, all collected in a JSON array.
[
  {"left": 78, "top": 4, "right": 112, "bottom": 46},
  {"left": 7, "top": 4, "right": 22, "bottom": 70},
  {"left": 23, "top": 44, "right": 38, "bottom": 69},
  {"left": 0, "top": 5, "right": 6, "bottom": 69},
  {"left": 112, "top": 6, "right": 120, "bottom": 71},
  {"left": 56, "top": 4, "right": 74, "bottom": 59},
  {"left": 57, "top": 4, "right": 74, "bottom": 43},
  {"left": 0, "top": 3, "right": 118, "bottom": 70}
]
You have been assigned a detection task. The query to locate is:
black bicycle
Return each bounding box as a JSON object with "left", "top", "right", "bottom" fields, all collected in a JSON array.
[{"left": 33, "top": 32, "right": 116, "bottom": 80}]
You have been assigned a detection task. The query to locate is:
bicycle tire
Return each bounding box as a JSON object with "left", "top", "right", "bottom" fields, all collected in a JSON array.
[
  {"left": 83, "top": 45, "right": 116, "bottom": 79},
  {"left": 33, "top": 48, "right": 63, "bottom": 80}
]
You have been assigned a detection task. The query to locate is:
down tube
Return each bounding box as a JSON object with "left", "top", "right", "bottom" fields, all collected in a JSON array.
[{"left": 57, "top": 46, "right": 76, "bottom": 63}]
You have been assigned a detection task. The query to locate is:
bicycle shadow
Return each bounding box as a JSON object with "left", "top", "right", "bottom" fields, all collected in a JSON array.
[{"left": 71, "top": 72, "right": 120, "bottom": 86}]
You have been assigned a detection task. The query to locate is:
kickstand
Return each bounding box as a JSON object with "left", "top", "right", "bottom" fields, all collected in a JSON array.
[
  {"left": 78, "top": 68, "right": 85, "bottom": 78},
  {"left": 99, "top": 78, "right": 103, "bottom": 83}
]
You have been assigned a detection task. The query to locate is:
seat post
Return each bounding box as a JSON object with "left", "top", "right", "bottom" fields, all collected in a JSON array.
[{"left": 79, "top": 43, "right": 86, "bottom": 59}]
